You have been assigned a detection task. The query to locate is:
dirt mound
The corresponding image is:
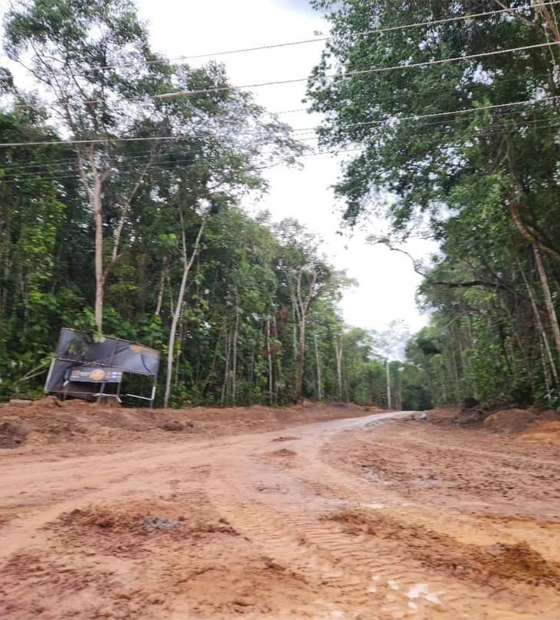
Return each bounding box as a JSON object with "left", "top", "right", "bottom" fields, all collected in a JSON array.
[
  {"left": 426, "top": 407, "right": 460, "bottom": 425},
  {"left": 261, "top": 448, "right": 301, "bottom": 469},
  {"left": 522, "top": 420, "right": 560, "bottom": 445},
  {"left": 328, "top": 508, "right": 560, "bottom": 589},
  {"left": 0, "top": 399, "right": 376, "bottom": 449},
  {"left": 0, "top": 419, "right": 27, "bottom": 448},
  {"left": 483, "top": 408, "right": 560, "bottom": 433},
  {"left": 267, "top": 448, "right": 297, "bottom": 458},
  {"left": 159, "top": 419, "right": 192, "bottom": 432},
  {"left": 50, "top": 500, "right": 239, "bottom": 556},
  {"left": 457, "top": 407, "right": 485, "bottom": 425}
]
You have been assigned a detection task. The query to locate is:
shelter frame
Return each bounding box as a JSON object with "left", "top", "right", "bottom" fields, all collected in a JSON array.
[{"left": 45, "top": 329, "right": 160, "bottom": 407}]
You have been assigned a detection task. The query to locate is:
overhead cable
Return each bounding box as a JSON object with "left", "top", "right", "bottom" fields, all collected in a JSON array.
[
  {"left": 90, "top": 1, "right": 560, "bottom": 67},
  {"left": 1, "top": 94, "right": 558, "bottom": 149}
]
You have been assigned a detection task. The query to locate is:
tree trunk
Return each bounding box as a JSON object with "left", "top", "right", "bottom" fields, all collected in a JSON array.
[
  {"left": 295, "top": 318, "right": 306, "bottom": 402},
  {"left": 343, "top": 353, "right": 350, "bottom": 402},
  {"left": 288, "top": 267, "right": 319, "bottom": 403},
  {"left": 335, "top": 336, "right": 343, "bottom": 400},
  {"left": 164, "top": 257, "right": 188, "bottom": 409},
  {"left": 221, "top": 329, "right": 231, "bottom": 406},
  {"left": 163, "top": 217, "right": 206, "bottom": 408},
  {"left": 534, "top": 245, "right": 560, "bottom": 364},
  {"left": 202, "top": 330, "right": 223, "bottom": 396},
  {"left": 314, "top": 331, "right": 323, "bottom": 401},
  {"left": 508, "top": 201, "right": 560, "bottom": 269},
  {"left": 520, "top": 259, "right": 559, "bottom": 385},
  {"left": 272, "top": 313, "right": 282, "bottom": 404},
  {"left": 386, "top": 359, "right": 392, "bottom": 409},
  {"left": 267, "top": 320, "right": 274, "bottom": 405},
  {"left": 92, "top": 178, "right": 104, "bottom": 330},
  {"left": 232, "top": 302, "right": 239, "bottom": 405},
  {"left": 397, "top": 369, "right": 403, "bottom": 410},
  {"left": 175, "top": 311, "right": 184, "bottom": 385},
  {"left": 539, "top": 336, "right": 554, "bottom": 405},
  {"left": 292, "top": 314, "right": 298, "bottom": 395},
  {"left": 154, "top": 257, "right": 168, "bottom": 317}
]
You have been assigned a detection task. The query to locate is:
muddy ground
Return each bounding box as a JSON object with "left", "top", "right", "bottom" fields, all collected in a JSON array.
[{"left": 1, "top": 403, "right": 559, "bottom": 619}]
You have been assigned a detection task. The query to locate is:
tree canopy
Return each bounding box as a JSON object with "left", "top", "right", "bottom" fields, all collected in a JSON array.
[
  {"left": 1, "top": 0, "right": 420, "bottom": 408},
  {"left": 308, "top": 0, "right": 560, "bottom": 409}
]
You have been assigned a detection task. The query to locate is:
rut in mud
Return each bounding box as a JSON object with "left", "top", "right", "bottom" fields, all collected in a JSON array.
[{"left": 1, "top": 405, "right": 559, "bottom": 619}]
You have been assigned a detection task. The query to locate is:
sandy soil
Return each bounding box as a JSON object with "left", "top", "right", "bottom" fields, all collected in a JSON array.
[{"left": 1, "top": 406, "right": 559, "bottom": 619}]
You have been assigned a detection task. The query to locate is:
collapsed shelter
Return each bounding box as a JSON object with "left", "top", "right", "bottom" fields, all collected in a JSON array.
[{"left": 45, "top": 328, "right": 160, "bottom": 407}]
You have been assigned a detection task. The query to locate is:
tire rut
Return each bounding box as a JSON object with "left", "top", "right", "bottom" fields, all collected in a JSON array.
[
  {"left": 207, "top": 456, "right": 451, "bottom": 619},
  {"left": 208, "top": 445, "right": 554, "bottom": 620}
]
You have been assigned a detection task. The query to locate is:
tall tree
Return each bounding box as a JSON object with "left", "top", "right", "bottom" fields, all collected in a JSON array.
[{"left": 275, "top": 219, "right": 336, "bottom": 402}]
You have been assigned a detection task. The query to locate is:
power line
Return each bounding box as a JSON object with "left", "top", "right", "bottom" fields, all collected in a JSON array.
[
  {"left": 3, "top": 115, "right": 560, "bottom": 184},
  {"left": 6, "top": 64, "right": 552, "bottom": 119},
  {"left": 1, "top": 94, "right": 558, "bottom": 149},
  {"left": 0, "top": 152, "right": 293, "bottom": 184},
  {"left": 87, "top": 1, "right": 560, "bottom": 68},
  {"left": 155, "top": 42, "right": 560, "bottom": 101},
  {"left": 6, "top": 39, "right": 558, "bottom": 118},
  {"left": 310, "top": 95, "right": 560, "bottom": 135},
  {"left": 0, "top": 154, "right": 256, "bottom": 184},
  {"left": 2, "top": 69, "right": 556, "bottom": 166}
]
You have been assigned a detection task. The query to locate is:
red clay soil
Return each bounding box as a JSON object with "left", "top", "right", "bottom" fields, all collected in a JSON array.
[
  {"left": 483, "top": 408, "right": 560, "bottom": 433},
  {"left": 429, "top": 405, "right": 560, "bottom": 444},
  {"left": 0, "top": 399, "right": 376, "bottom": 454},
  {"left": 522, "top": 420, "right": 560, "bottom": 445},
  {"left": 1, "top": 406, "right": 560, "bottom": 619}
]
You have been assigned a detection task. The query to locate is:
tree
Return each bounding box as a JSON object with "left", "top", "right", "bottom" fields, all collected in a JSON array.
[
  {"left": 274, "top": 219, "right": 342, "bottom": 402},
  {"left": 307, "top": 0, "right": 560, "bottom": 409},
  {"left": 5, "top": 0, "right": 164, "bottom": 327},
  {"left": 5, "top": 0, "right": 300, "bottom": 331}
]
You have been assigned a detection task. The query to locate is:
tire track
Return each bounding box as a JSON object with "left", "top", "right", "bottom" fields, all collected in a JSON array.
[
  {"left": 206, "top": 456, "right": 401, "bottom": 617},
  {"left": 215, "top": 441, "right": 552, "bottom": 619}
]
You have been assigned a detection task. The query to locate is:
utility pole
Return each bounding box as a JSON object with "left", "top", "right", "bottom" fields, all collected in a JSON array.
[{"left": 386, "top": 359, "right": 392, "bottom": 410}]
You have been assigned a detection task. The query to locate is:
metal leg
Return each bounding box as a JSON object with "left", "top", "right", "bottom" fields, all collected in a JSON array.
[{"left": 98, "top": 381, "right": 106, "bottom": 404}]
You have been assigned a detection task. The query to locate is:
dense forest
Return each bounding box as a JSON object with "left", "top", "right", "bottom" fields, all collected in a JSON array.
[
  {"left": 309, "top": 0, "right": 560, "bottom": 411},
  {"left": 0, "top": 0, "right": 427, "bottom": 408},
  {"left": 2, "top": 0, "right": 560, "bottom": 411}
]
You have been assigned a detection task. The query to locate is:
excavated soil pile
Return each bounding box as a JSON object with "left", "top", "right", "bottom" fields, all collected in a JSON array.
[
  {"left": 522, "top": 420, "right": 560, "bottom": 445},
  {"left": 0, "top": 420, "right": 27, "bottom": 448},
  {"left": 426, "top": 407, "right": 460, "bottom": 425},
  {"left": 50, "top": 500, "right": 240, "bottom": 555},
  {"left": 0, "top": 399, "right": 376, "bottom": 449},
  {"left": 429, "top": 406, "right": 560, "bottom": 440},
  {"left": 484, "top": 408, "right": 560, "bottom": 433}
]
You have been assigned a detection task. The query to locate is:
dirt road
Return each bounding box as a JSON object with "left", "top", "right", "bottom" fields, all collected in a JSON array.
[{"left": 1, "top": 409, "right": 560, "bottom": 619}]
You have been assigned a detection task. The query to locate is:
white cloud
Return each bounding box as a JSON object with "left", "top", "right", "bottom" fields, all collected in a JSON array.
[{"left": 270, "top": 0, "right": 316, "bottom": 15}]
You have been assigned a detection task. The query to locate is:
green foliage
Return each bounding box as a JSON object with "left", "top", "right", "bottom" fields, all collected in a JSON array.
[
  {"left": 309, "top": 0, "right": 560, "bottom": 410},
  {"left": 0, "top": 0, "right": 313, "bottom": 406}
]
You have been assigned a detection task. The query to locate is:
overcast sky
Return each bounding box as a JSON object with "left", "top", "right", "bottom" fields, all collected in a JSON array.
[{"left": 2, "top": 0, "right": 437, "bottom": 339}]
